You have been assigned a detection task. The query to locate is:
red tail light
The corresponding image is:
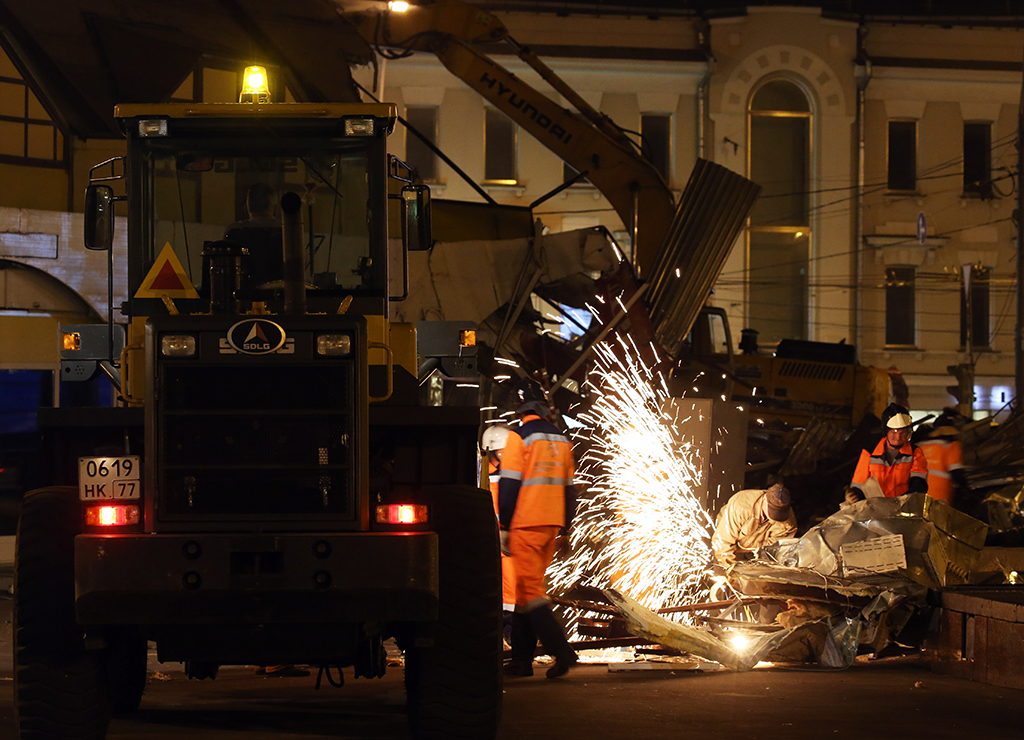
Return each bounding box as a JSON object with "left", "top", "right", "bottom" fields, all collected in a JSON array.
[
  {"left": 375, "top": 504, "right": 428, "bottom": 525},
  {"left": 85, "top": 505, "right": 140, "bottom": 527}
]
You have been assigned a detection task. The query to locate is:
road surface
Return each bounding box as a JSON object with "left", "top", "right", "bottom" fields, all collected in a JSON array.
[{"left": 0, "top": 594, "right": 1020, "bottom": 740}]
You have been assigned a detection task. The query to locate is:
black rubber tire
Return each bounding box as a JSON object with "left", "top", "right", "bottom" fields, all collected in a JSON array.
[
  {"left": 102, "top": 628, "right": 148, "bottom": 715},
  {"left": 14, "top": 486, "right": 111, "bottom": 740},
  {"left": 405, "top": 485, "right": 503, "bottom": 740}
]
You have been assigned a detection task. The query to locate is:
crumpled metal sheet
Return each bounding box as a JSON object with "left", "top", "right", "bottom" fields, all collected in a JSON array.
[
  {"left": 766, "top": 493, "right": 987, "bottom": 588},
  {"left": 603, "top": 588, "right": 796, "bottom": 671},
  {"left": 857, "top": 591, "right": 918, "bottom": 653},
  {"left": 729, "top": 561, "right": 927, "bottom": 601}
]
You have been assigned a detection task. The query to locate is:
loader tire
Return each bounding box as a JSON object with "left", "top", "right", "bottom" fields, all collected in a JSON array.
[
  {"left": 102, "top": 628, "right": 148, "bottom": 715},
  {"left": 14, "top": 486, "right": 111, "bottom": 740},
  {"left": 405, "top": 485, "right": 503, "bottom": 740}
]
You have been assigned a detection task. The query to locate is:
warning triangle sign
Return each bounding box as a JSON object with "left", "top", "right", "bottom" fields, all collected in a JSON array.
[{"left": 135, "top": 242, "right": 199, "bottom": 299}]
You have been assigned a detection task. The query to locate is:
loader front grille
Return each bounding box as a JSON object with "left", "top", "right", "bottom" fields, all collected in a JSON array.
[{"left": 157, "top": 362, "right": 356, "bottom": 521}]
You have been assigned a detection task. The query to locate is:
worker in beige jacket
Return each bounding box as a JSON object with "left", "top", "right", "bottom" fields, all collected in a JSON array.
[{"left": 711, "top": 483, "right": 797, "bottom": 570}]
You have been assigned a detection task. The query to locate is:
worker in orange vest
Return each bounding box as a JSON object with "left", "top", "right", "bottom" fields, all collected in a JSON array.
[
  {"left": 481, "top": 423, "right": 517, "bottom": 630},
  {"left": 848, "top": 403, "right": 928, "bottom": 502},
  {"left": 498, "top": 400, "right": 578, "bottom": 679},
  {"left": 917, "top": 412, "right": 965, "bottom": 504}
]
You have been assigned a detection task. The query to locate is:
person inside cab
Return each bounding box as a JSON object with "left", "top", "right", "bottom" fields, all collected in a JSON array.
[{"left": 225, "top": 182, "right": 285, "bottom": 288}]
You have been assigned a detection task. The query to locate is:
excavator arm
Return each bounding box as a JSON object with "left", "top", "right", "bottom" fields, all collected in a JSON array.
[{"left": 345, "top": 0, "right": 676, "bottom": 276}]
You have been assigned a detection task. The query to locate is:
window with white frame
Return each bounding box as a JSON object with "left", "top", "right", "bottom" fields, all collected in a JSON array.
[
  {"left": 484, "top": 108, "right": 516, "bottom": 183},
  {"left": 562, "top": 161, "right": 590, "bottom": 185},
  {"left": 404, "top": 106, "right": 438, "bottom": 182},
  {"left": 959, "top": 266, "right": 990, "bottom": 349},
  {"left": 747, "top": 79, "right": 811, "bottom": 343},
  {"left": 640, "top": 113, "right": 671, "bottom": 182},
  {"left": 885, "top": 266, "right": 916, "bottom": 347},
  {"left": 887, "top": 120, "right": 917, "bottom": 192},
  {"left": 963, "top": 122, "right": 991, "bottom": 198}
]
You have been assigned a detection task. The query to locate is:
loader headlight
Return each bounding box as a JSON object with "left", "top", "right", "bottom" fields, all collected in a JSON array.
[
  {"left": 161, "top": 334, "right": 196, "bottom": 357},
  {"left": 317, "top": 334, "right": 352, "bottom": 356},
  {"left": 138, "top": 119, "right": 168, "bottom": 137},
  {"left": 344, "top": 118, "right": 374, "bottom": 136}
]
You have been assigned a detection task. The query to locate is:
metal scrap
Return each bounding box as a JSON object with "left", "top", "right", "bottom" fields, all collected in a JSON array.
[
  {"left": 562, "top": 496, "right": 988, "bottom": 671},
  {"left": 767, "top": 493, "right": 987, "bottom": 588},
  {"left": 602, "top": 588, "right": 796, "bottom": 671}
]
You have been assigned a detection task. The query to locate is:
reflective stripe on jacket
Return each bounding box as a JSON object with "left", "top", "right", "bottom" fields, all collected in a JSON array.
[
  {"left": 498, "top": 415, "right": 576, "bottom": 530},
  {"left": 851, "top": 438, "right": 928, "bottom": 498},
  {"left": 918, "top": 434, "right": 963, "bottom": 503}
]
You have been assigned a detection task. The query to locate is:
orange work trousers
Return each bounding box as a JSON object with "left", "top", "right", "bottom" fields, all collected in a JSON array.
[
  {"left": 501, "top": 553, "right": 517, "bottom": 608},
  {"left": 508, "top": 525, "right": 559, "bottom": 609}
]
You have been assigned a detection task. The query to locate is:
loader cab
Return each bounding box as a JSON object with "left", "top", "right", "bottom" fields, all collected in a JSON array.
[
  {"left": 86, "top": 102, "right": 408, "bottom": 320},
  {"left": 670, "top": 305, "right": 736, "bottom": 398}
]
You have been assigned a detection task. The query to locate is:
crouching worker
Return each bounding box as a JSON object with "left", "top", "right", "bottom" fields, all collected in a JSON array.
[
  {"left": 498, "top": 400, "right": 578, "bottom": 679},
  {"left": 711, "top": 483, "right": 797, "bottom": 571}
]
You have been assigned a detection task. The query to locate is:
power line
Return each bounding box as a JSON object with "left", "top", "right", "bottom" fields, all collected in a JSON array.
[{"left": 721, "top": 215, "right": 1015, "bottom": 278}]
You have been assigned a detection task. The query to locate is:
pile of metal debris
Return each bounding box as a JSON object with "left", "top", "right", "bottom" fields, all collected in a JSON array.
[
  {"left": 955, "top": 412, "right": 1024, "bottom": 545},
  {"left": 559, "top": 493, "right": 990, "bottom": 670}
]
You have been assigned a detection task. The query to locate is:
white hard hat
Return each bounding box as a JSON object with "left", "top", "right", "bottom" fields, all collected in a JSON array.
[
  {"left": 481, "top": 424, "right": 511, "bottom": 451},
  {"left": 886, "top": 413, "right": 913, "bottom": 430}
]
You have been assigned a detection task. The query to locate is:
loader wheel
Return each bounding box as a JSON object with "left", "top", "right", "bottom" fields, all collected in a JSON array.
[
  {"left": 14, "top": 486, "right": 111, "bottom": 740},
  {"left": 405, "top": 485, "right": 503, "bottom": 740},
  {"left": 102, "top": 627, "right": 148, "bottom": 715}
]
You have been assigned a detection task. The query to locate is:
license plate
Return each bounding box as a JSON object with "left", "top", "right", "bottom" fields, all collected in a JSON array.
[{"left": 78, "top": 456, "right": 141, "bottom": 500}]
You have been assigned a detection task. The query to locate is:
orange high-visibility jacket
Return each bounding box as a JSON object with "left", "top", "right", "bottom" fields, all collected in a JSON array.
[
  {"left": 498, "top": 415, "right": 576, "bottom": 530},
  {"left": 851, "top": 438, "right": 928, "bottom": 498},
  {"left": 917, "top": 431, "right": 964, "bottom": 503}
]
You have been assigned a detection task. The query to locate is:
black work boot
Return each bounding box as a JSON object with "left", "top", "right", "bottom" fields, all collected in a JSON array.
[
  {"left": 527, "top": 605, "right": 578, "bottom": 679},
  {"left": 505, "top": 612, "right": 535, "bottom": 677}
]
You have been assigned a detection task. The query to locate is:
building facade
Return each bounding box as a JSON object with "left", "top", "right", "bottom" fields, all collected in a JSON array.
[
  {"left": 0, "top": 2, "right": 1023, "bottom": 419},
  {"left": 365, "top": 4, "right": 1024, "bottom": 418}
]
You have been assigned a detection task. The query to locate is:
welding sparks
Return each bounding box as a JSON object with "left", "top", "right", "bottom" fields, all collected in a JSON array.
[
  {"left": 725, "top": 631, "right": 752, "bottom": 653},
  {"left": 550, "top": 334, "right": 715, "bottom": 622}
]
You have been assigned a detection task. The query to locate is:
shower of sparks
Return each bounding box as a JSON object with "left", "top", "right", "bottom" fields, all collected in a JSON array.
[{"left": 549, "top": 333, "right": 715, "bottom": 622}]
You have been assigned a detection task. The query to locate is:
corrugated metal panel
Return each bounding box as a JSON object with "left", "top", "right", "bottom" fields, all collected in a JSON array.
[{"left": 644, "top": 159, "right": 761, "bottom": 359}]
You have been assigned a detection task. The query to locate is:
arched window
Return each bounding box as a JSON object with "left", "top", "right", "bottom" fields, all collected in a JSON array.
[{"left": 747, "top": 79, "right": 811, "bottom": 343}]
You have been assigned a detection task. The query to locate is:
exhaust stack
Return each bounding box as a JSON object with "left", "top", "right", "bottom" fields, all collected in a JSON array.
[{"left": 281, "top": 191, "right": 307, "bottom": 316}]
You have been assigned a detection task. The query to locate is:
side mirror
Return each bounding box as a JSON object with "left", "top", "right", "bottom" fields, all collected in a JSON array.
[
  {"left": 401, "top": 184, "right": 432, "bottom": 252},
  {"left": 84, "top": 184, "right": 114, "bottom": 251}
]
